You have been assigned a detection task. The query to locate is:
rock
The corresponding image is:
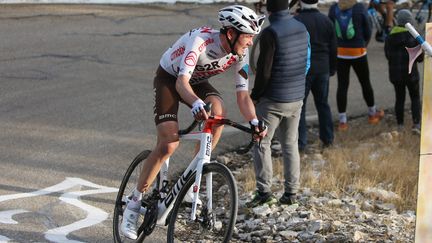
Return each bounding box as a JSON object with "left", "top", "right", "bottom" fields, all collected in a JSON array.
[
  {"left": 280, "top": 230, "right": 298, "bottom": 239},
  {"left": 252, "top": 204, "right": 272, "bottom": 217},
  {"left": 364, "top": 187, "right": 400, "bottom": 200},
  {"left": 211, "top": 150, "right": 416, "bottom": 243}
]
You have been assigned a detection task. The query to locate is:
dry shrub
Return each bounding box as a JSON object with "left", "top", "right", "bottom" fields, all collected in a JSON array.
[
  {"left": 301, "top": 116, "right": 420, "bottom": 212},
  {"left": 234, "top": 114, "right": 420, "bottom": 212}
]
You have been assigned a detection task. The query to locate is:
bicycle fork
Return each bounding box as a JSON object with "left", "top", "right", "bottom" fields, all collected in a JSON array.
[{"left": 190, "top": 133, "right": 213, "bottom": 221}]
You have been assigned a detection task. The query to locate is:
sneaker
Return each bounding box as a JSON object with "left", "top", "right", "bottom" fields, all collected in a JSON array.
[
  {"left": 368, "top": 110, "right": 385, "bottom": 125},
  {"left": 322, "top": 142, "right": 333, "bottom": 149},
  {"left": 279, "top": 192, "right": 297, "bottom": 205},
  {"left": 375, "top": 30, "right": 385, "bottom": 43},
  {"left": 338, "top": 122, "right": 348, "bottom": 131},
  {"left": 120, "top": 205, "right": 139, "bottom": 239},
  {"left": 412, "top": 124, "right": 421, "bottom": 135},
  {"left": 246, "top": 191, "right": 278, "bottom": 208}
]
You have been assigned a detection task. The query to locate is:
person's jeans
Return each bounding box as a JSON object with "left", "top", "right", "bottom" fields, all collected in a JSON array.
[
  {"left": 298, "top": 73, "right": 334, "bottom": 150},
  {"left": 253, "top": 98, "right": 302, "bottom": 194}
]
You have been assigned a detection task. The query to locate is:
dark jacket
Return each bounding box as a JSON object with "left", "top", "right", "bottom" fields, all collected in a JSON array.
[
  {"left": 295, "top": 8, "right": 337, "bottom": 75},
  {"left": 384, "top": 26, "right": 423, "bottom": 83},
  {"left": 328, "top": 0, "right": 371, "bottom": 48},
  {"left": 251, "top": 10, "right": 310, "bottom": 102}
]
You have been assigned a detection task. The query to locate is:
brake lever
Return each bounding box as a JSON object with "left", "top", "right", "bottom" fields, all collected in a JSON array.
[{"left": 198, "top": 120, "right": 204, "bottom": 131}]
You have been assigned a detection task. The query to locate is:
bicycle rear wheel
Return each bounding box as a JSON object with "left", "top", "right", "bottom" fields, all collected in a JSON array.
[
  {"left": 167, "top": 162, "right": 238, "bottom": 243},
  {"left": 113, "top": 150, "right": 155, "bottom": 243},
  {"left": 410, "top": 0, "right": 431, "bottom": 34}
]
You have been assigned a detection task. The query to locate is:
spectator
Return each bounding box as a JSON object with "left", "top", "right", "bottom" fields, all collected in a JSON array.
[
  {"left": 248, "top": 0, "right": 310, "bottom": 207},
  {"left": 384, "top": 9, "right": 423, "bottom": 134},
  {"left": 328, "top": 0, "right": 384, "bottom": 131},
  {"left": 295, "top": 0, "right": 337, "bottom": 151}
]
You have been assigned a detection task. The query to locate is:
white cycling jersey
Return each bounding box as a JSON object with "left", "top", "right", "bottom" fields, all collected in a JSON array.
[{"left": 159, "top": 26, "right": 250, "bottom": 92}]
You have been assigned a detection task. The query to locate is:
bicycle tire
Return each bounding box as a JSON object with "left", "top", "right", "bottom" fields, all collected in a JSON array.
[
  {"left": 113, "top": 150, "right": 154, "bottom": 243},
  {"left": 410, "top": 0, "right": 431, "bottom": 34},
  {"left": 167, "top": 162, "right": 238, "bottom": 243}
]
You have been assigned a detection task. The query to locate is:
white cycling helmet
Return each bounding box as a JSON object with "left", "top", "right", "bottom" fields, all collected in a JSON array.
[{"left": 218, "top": 5, "right": 265, "bottom": 35}]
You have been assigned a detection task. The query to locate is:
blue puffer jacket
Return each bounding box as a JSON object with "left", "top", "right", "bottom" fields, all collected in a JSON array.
[{"left": 264, "top": 10, "right": 310, "bottom": 103}]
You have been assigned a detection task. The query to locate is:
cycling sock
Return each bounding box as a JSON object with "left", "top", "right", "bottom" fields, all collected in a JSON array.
[
  {"left": 339, "top": 113, "right": 347, "bottom": 123},
  {"left": 127, "top": 187, "right": 142, "bottom": 210},
  {"left": 368, "top": 106, "right": 377, "bottom": 116}
]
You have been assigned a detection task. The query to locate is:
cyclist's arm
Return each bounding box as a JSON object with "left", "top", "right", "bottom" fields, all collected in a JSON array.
[
  {"left": 236, "top": 90, "right": 258, "bottom": 122},
  {"left": 175, "top": 32, "right": 205, "bottom": 107},
  {"left": 176, "top": 74, "right": 200, "bottom": 106}
]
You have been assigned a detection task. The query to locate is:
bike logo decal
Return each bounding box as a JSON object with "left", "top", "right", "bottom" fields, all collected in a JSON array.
[
  {"left": 164, "top": 169, "right": 193, "bottom": 208},
  {"left": 198, "top": 38, "right": 214, "bottom": 52},
  {"left": 205, "top": 136, "right": 212, "bottom": 156},
  {"left": 195, "top": 61, "right": 221, "bottom": 71},
  {"left": 225, "top": 16, "right": 246, "bottom": 31},
  {"left": 170, "top": 45, "right": 185, "bottom": 61},
  {"left": 0, "top": 177, "right": 118, "bottom": 243},
  {"left": 184, "top": 51, "right": 197, "bottom": 66},
  {"left": 200, "top": 26, "right": 212, "bottom": 34}
]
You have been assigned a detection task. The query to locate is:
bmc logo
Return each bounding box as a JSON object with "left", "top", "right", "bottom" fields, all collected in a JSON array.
[{"left": 225, "top": 16, "right": 246, "bottom": 30}]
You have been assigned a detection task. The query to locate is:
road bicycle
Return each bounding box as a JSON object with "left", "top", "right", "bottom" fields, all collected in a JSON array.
[
  {"left": 112, "top": 104, "right": 261, "bottom": 242},
  {"left": 410, "top": 0, "right": 432, "bottom": 35}
]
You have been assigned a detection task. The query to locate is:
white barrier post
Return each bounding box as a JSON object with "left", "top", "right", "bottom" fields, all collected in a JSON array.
[{"left": 408, "top": 22, "right": 432, "bottom": 243}]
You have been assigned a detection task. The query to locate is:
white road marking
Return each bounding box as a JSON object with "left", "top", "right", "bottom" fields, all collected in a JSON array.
[
  {"left": 0, "top": 209, "right": 29, "bottom": 224},
  {"left": 0, "top": 177, "right": 118, "bottom": 242},
  {"left": 0, "top": 235, "right": 11, "bottom": 242}
]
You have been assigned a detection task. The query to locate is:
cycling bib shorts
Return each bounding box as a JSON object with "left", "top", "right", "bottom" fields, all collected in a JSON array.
[{"left": 153, "top": 66, "right": 222, "bottom": 125}]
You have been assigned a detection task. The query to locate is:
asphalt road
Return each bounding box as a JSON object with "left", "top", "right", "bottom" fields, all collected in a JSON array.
[{"left": 0, "top": 3, "right": 413, "bottom": 242}]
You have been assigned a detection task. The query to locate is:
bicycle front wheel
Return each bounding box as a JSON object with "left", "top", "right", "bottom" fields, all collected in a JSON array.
[
  {"left": 113, "top": 150, "right": 153, "bottom": 243},
  {"left": 167, "top": 162, "right": 238, "bottom": 243}
]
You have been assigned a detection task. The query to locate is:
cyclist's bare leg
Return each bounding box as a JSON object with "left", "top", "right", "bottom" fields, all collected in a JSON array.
[
  {"left": 204, "top": 95, "right": 226, "bottom": 149},
  {"left": 376, "top": 2, "right": 386, "bottom": 16},
  {"left": 137, "top": 121, "right": 180, "bottom": 192},
  {"left": 192, "top": 95, "right": 226, "bottom": 154},
  {"left": 385, "top": 1, "right": 395, "bottom": 28}
]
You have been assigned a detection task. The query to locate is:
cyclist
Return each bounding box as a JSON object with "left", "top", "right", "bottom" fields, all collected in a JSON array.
[
  {"left": 371, "top": 0, "right": 397, "bottom": 41},
  {"left": 120, "top": 5, "right": 267, "bottom": 240}
]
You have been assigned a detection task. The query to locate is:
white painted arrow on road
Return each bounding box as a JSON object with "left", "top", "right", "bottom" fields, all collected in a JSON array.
[{"left": 0, "top": 177, "right": 118, "bottom": 243}]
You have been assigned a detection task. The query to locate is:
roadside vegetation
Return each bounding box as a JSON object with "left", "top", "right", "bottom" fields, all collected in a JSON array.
[{"left": 236, "top": 113, "right": 420, "bottom": 212}]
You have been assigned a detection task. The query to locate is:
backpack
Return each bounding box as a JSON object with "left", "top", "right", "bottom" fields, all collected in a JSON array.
[{"left": 334, "top": 5, "right": 355, "bottom": 40}]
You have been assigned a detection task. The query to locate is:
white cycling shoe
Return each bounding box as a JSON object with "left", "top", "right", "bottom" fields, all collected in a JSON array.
[{"left": 120, "top": 207, "right": 139, "bottom": 240}]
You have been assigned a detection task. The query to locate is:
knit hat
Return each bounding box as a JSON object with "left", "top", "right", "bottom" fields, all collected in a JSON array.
[
  {"left": 396, "top": 9, "right": 414, "bottom": 26},
  {"left": 301, "top": 0, "right": 318, "bottom": 9},
  {"left": 301, "top": 0, "right": 318, "bottom": 4},
  {"left": 267, "top": 0, "right": 289, "bottom": 12}
]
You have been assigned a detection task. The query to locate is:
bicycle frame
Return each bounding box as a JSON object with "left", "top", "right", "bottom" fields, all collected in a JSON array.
[{"left": 151, "top": 117, "right": 220, "bottom": 226}]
